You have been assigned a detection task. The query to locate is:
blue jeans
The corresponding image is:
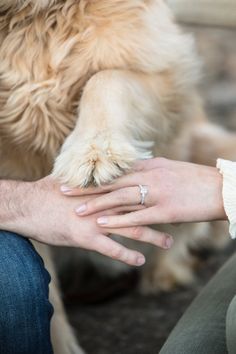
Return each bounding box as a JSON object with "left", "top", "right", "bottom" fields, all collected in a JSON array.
[{"left": 0, "top": 231, "right": 54, "bottom": 354}]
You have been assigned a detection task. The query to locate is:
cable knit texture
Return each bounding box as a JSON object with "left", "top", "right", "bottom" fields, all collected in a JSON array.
[{"left": 217, "top": 158, "right": 236, "bottom": 239}]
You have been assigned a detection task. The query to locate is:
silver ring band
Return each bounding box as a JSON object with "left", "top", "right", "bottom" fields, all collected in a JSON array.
[{"left": 139, "top": 184, "right": 148, "bottom": 205}]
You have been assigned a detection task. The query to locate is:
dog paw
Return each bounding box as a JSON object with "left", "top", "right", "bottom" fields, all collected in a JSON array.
[{"left": 52, "top": 132, "right": 151, "bottom": 187}]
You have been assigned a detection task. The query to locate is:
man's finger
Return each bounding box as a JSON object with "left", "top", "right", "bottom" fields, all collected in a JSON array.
[
  {"left": 111, "top": 226, "right": 173, "bottom": 250},
  {"left": 88, "top": 234, "right": 146, "bottom": 267}
]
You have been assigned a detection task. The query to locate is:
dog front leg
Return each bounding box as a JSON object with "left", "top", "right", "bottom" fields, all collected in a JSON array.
[{"left": 53, "top": 69, "right": 166, "bottom": 187}]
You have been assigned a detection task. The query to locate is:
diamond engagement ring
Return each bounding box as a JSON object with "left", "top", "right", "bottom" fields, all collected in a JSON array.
[{"left": 139, "top": 184, "right": 148, "bottom": 205}]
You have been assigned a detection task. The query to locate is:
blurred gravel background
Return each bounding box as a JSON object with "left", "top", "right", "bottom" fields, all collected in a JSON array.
[{"left": 65, "top": 26, "right": 236, "bottom": 354}]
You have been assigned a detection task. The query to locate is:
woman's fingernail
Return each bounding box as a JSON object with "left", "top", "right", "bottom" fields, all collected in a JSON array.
[
  {"left": 75, "top": 204, "right": 87, "bottom": 214},
  {"left": 165, "top": 235, "right": 174, "bottom": 249},
  {"left": 137, "top": 256, "right": 145, "bottom": 266},
  {"left": 61, "top": 185, "right": 72, "bottom": 193},
  {"left": 97, "top": 217, "right": 108, "bottom": 225}
]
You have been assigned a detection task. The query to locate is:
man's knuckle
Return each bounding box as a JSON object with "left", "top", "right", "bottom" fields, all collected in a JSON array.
[
  {"left": 131, "top": 226, "right": 143, "bottom": 240},
  {"left": 111, "top": 247, "right": 124, "bottom": 260},
  {"left": 168, "top": 209, "right": 178, "bottom": 222}
]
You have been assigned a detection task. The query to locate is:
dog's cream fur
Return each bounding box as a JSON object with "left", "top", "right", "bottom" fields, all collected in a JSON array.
[
  {"left": 0, "top": 0, "right": 200, "bottom": 184},
  {"left": 0, "top": 1, "right": 235, "bottom": 353}
]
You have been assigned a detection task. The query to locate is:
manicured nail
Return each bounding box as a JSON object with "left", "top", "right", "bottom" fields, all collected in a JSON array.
[
  {"left": 137, "top": 256, "right": 145, "bottom": 266},
  {"left": 165, "top": 235, "right": 174, "bottom": 249},
  {"left": 61, "top": 185, "right": 72, "bottom": 193},
  {"left": 97, "top": 217, "right": 108, "bottom": 225},
  {"left": 75, "top": 204, "right": 87, "bottom": 214}
]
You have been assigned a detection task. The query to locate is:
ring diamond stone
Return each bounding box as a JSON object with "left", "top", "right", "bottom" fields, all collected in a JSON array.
[{"left": 139, "top": 184, "right": 148, "bottom": 205}]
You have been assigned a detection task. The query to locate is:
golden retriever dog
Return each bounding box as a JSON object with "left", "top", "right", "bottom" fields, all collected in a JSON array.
[{"left": 1, "top": 0, "right": 236, "bottom": 353}]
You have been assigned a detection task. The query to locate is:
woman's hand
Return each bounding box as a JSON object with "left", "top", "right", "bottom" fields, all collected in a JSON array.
[{"left": 61, "top": 158, "right": 227, "bottom": 229}]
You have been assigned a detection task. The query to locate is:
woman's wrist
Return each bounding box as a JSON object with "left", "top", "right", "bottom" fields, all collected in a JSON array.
[
  {"left": 217, "top": 159, "right": 236, "bottom": 238},
  {"left": 212, "top": 168, "right": 227, "bottom": 221}
]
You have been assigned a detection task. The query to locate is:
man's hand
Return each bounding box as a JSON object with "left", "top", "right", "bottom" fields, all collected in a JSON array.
[{"left": 0, "top": 176, "right": 172, "bottom": 267}]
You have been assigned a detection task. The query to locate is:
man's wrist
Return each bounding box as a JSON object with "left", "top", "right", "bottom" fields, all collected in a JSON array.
[{"left": 0, "top": 179, "right": 32, "bottom": 232}]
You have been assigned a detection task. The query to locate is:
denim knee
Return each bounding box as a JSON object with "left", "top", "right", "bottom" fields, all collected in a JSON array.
[{"left": 0, "top": 231, "right": 54, "bottom": 354}]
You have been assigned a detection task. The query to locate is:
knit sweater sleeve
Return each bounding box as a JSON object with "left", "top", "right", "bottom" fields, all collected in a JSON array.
[{"left": 217, "top": 158, "right": 236, "bottom": 239}]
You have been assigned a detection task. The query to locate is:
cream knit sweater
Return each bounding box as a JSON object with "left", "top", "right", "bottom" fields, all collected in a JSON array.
[{"left": 217, "top": 159, "right": 236, "bottom": 239}]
